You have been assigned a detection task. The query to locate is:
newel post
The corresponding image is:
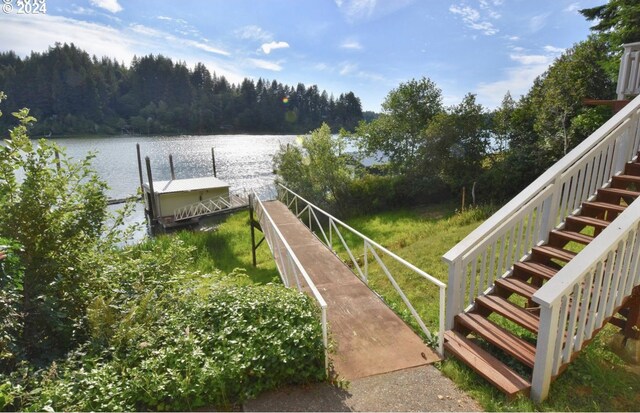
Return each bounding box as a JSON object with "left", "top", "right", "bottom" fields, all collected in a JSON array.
[
  {"left": 531, "top": 302, "right": 560, "bottom": 403},
  {"left": 445, "top": 258, "right": 463, "bottom": 329}
]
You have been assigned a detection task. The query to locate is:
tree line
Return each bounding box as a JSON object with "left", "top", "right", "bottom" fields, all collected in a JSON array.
[
  {"left": 0, "top": 43, "right": 364, "bottom": 136},
  {"left": 275, "top": 1, "right": 639, "bottom": 213}
]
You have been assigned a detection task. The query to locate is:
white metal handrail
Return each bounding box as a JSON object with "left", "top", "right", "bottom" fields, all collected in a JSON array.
[
  {"left": 443, "top": 94, "right": 640, "bottom": 328},
  {"left": 531, "top": 197, "right": 640, "bottom": 402},
  {"left": 277, "top": 184, "right": 446, "bottom": 357},
  {"left": 173, "top": 194, "right": 248, "bottom": 221},
  {"left": 251, "top": 192, "right": 329, "bottom": 372}
]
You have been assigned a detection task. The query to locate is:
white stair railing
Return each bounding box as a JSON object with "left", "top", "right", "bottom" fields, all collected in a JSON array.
[
  {"left": 443, "top": 94, "right": 640, "bottom": 330},
  {"left": 277, "top": 184, "right": 446, "bottom": 357},
  {"left": 617, "top": 42, "right": 640, "bottom": 100},
  {"left": 531, "top": 197, "right": 640, "bottom": 402},
  {"left": 251, "top": 193, "right": 329, "bottom": 372}
]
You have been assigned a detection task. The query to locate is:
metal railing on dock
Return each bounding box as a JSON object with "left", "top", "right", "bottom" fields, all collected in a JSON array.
[
  {"left": 251, "top": 192, "right": 330, "bottom": 372},
  {"left": 173, "top": 194, "right": 249, "bottom": 221},
  {"left": 277, "top": 184, "right": 446, "bottom": 357}
]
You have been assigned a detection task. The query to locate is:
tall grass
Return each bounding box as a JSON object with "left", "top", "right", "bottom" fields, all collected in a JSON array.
[{"left": 336, "top": 202, "right": 640, "bottom": 411}]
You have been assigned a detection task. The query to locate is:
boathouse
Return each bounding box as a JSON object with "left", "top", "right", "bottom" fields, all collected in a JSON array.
[{"left": 143, "top": 176, "right": 230, "bottom": 219}]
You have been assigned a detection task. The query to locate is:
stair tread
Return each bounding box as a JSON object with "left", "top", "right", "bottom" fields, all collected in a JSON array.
[
  {"left": 514, "top": 261, "right": 559, "bottom": 280},
  {"left": 582, "top": 201, "right": 626, "bottom": 213},
  {"left": 551, "top": 229, "right": 594, "bottom": 245},
  {"left": 456, "top": 313, "right": 537, "bottom": 368},
  {"left": 598, "top": 187, "right": 640, "bottom": 197},
  {"left": 532, "top": 245, "right": 577, "bottom": 262},
  {"left": 613, "top": 174, "right": 640, "bottom": 183},
  {"left": 566, "top": 214, "right": 611, "bottom": 228},
  {"left": 495, "top": 277, "right": 539, "bottom": 300},
  {"left": 444, "top": 330, "right": 531, "bottom": 398},
  {"left": 476, "top": 295, "right": 540, "bottom": 333},
  {"left": 625, "top": 162, "right": 640, "bottom": 175}
]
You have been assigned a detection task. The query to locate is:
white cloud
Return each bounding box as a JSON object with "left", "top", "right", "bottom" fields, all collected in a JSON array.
[
  {"left": 529, "top": 13, "right": 550, "bottom": 33},
  {"left": 71, "top": 6, "right": 96, "bottom": 15},
  {"left": 476, "top": 46, "right": 564, "bottom": 108},
  {"left": 187, "top": 40, "right": 230, "bottom": 56},
  {"left": 544, "top": 45, "right": 565, "bottom": 54},
  {"left": 236, "top": 25, "right": 273, "bottom": 42},
  {"left": 0, "top": 13, "right": 241, "bottom": 83},
  {"left": 128, "top": 23, "right": 229, "bottom": 56},
  {"left": 564, "top": 2, "right": 581, "bottom": 13},
  {"left": 340, "top": 62, "right": 358, "bottom": 76},
  {"left": 509, "top": 53, "right": 553, "bottom": 65},
  {"left": 335, "top": 0, "right": 415, "bottom": 23},
  {"left": 261, "top": 41, "right": 289, "bottom": 54},
  {"left": 340, "top": 39, "right": 363, "bottom": 50},
  {"left": 337, "top": 61, "right": 384, "bottom": 81},
  {"left": 247, "top": 58, "right": 283, "bottom": 71},
  {"left": 449, "top": 4, "right": 499, "bottom": 36},
  {"left": 335, "top": 0, "right": 376, "bottom": 22},
  {"left": 89, "top": 0, "right": 122, "bottom": 13},
  {"left": 157, "top": 16, "right": 188, "bottom": 25}
]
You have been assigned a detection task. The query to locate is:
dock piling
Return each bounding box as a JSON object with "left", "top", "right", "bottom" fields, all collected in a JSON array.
[
  {"left": 136, "top": 143, "right": 144, "bottom": 195},
  {"left": 145, "top": 156, "right": 157, "bottom": 221},
  {"left": 211, "top": 147, "right": 217, "bottom": 177},
  {"left": 169, "top": 154, "right": 176, "bottom": 180}
]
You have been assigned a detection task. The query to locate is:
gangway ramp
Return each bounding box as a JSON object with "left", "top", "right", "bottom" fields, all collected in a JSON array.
[{"left": 256, "top": 198, "right": 440, "bottom": 379}]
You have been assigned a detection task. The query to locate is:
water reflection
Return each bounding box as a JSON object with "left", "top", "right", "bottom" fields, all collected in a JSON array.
[{"left": 50, "top": 134, "right": 298, "bottom": 239}]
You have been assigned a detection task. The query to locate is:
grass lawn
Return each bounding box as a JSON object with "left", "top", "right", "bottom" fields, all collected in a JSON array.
[
  {"left": 175, "top": 202, "right": 640, "bottom": 411},
  {"left": 333, "top": 202, "right": 640, "bottom": 412},
  {"left": 158, "top": 211, "right": 280, "bottom": 284}
]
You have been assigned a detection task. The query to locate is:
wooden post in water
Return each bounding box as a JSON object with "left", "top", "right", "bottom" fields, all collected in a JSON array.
[
  {"left": 169, "top": 154, "right": 176, "bottom": 180},
  {"left": 145, "top": 156, "right": 157, "bottom": 221},
  {"left": 249, "top": 193, "right": 257, "bottom": 267},
  {"left": 54, "top": 149, "right": 61, "bottom": 172},
  {"left": 136, "top": 143, "right": 144, "bottom": 195},
  {"left": 211, "top": 147, "right": 217, "bottom": 177}
]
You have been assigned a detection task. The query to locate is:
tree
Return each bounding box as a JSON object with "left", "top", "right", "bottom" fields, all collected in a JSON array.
[
  {"left": 0, "top": 94, "right": 111, "bottom": 360},
  {"left": 274, "top": 123, "right": 352, "bottom": 213},
  {"left": 580, "top": 0, "right": 640, "bottom": 48},
  {"left": 356, "top": 77, "right": 443, "bottom": 173},
  {"left": 422, "top": 94, "right": 489, "bottom": 192}
]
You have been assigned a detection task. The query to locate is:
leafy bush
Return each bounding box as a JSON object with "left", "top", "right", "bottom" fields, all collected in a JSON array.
[
  {"left": 0, "top": 94, "right": 327, "bottom": 411},
  {"left": 8, "top": 277, "right": 325, "bottom": 412},
  {"left": 0, "top": 238, "right": 23, "bottom": 372},
  {"left": 0, "top": 100, "right": 109, "bottom": 360}
]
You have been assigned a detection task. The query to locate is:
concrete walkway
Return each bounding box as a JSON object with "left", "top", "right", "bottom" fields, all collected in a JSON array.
[{"left": 243, "top": 365, "right": 482, "bottom": 412}]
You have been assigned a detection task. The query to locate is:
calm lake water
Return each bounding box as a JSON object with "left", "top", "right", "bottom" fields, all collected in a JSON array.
[{"left": 50, "top": 134, "right": 298, "bottom": 237}]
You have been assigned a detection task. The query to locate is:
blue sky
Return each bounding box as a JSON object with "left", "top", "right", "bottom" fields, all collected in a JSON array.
[{"left": 0, "top": 0, "right": 603, "bottom": 111}]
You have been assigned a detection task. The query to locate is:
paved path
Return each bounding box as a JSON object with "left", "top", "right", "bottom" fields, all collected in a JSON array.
[
  {"left": 261, "top": 200, "right": 439, "bottom": 379},
  {"left": 243, "top": 365, "right": 483, "bottom": 412}
]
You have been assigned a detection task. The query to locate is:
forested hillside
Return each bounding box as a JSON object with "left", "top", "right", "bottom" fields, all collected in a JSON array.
[{"left": 0, "top": 43, "right": 363, "bottom": 136}]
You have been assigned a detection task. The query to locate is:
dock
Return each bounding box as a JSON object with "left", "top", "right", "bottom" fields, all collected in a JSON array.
[{"left": 256, "top": 199, "right": 440, "bottom": 379}]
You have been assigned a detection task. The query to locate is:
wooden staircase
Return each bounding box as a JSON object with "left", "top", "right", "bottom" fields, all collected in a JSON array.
[{"left": 444, "top": 157, "right": 640, "bottom": 398}]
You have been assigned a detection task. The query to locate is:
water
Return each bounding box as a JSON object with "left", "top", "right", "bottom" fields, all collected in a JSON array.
[{"left": 49, "top": 134, "right": 297, "bottom": 238}]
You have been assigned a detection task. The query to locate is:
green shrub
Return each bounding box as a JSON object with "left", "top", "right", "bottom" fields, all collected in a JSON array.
[{"left": 11, "top": 279, "right": 325, "bottom": 412}]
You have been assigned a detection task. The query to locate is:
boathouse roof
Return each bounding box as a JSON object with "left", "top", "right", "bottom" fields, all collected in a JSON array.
[{"left": 146, "top": 176, "right": 230, "bottom": 194}]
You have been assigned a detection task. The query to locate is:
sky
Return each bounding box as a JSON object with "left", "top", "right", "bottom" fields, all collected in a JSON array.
[{"left": 0, "top": 0, "right": 605, "bottom": 111}]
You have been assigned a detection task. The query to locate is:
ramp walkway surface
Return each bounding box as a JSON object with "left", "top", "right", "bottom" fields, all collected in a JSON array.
[{"left": 261, "top": 200, "right": 439, "bottom": 379}]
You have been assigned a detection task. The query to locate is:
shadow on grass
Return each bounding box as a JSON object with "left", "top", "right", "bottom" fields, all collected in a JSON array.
[{"left": 173, "top": 213, "right": 280, "bottom": 285}]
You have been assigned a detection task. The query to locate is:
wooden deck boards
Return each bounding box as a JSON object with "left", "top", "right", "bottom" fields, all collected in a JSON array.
[{"left": 262, "top": 200, "right": 439, "bottom": 379}]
